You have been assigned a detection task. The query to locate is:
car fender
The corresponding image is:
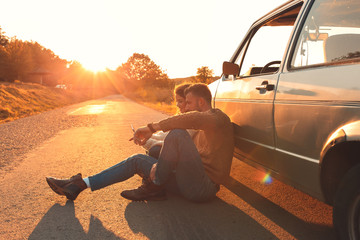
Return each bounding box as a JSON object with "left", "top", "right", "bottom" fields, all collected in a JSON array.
[
  {"left": 320, "top": 121, "right": 360, "bottom": 164},
  {"left": 319, "top": 121, "right": 360, "bottom": 204}
]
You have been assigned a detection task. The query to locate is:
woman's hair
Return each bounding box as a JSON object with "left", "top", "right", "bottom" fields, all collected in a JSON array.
[{"left": 174, "top": 83, "right": 191, "bottom": 98}]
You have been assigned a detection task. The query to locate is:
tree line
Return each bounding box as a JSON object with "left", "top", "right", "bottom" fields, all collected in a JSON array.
[
  {"left": 0, "top": 26, "right": 215, "bottom": 103},
  {"left": 0, "top": 27, "right": 67, "bottom": 85}
]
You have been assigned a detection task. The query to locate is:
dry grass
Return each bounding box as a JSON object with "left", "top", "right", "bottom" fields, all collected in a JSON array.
[
  {"left": 0, "top": 82, "right": 113, "bottom": 124},
  {"left": 0, "top": 82, "right": 177, "bottom": 124},
  {"left": 140, "top": 101, "right": 177, "bottom": 116},
  {"left": 123, "top": 87, "right": 177, "bottom": 115}
]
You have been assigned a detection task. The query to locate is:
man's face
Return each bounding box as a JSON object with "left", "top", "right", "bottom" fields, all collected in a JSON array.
[{"left": 185, "top": 92, "right": 201, "bottom": 112}]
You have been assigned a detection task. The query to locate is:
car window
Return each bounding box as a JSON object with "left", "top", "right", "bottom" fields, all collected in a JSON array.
[
  {"left": 234, "top": 2, "right": 303, "bottom": 77},
  {"left": 291, "top": 0, "right": 360, "bottom": 68},
  {"left": 238, "top": 26, "right": 293, "bottom": 77}
]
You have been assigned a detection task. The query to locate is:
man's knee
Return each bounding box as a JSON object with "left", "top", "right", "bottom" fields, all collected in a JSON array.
[
  {"left": 166, "top": 129, "right": 190, "bottom": 140},
  {"left": 163, "top": 129, "right": 192, "bottom": 148},
  {"left": 130, "top": 153, "right": 146, "bottom": 159}
]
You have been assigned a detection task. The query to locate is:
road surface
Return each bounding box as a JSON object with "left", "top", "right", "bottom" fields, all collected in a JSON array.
[{"left": 0, "top": 95, "right": 335, "bottom": 240}]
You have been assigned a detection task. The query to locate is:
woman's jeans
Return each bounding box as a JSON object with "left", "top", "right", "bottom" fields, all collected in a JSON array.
[
  {"left": 147, "top": 145, "right": 161, "bottom": 159},
  {"left": 88, "top": 129, "right": 219, "bottom": 202}
]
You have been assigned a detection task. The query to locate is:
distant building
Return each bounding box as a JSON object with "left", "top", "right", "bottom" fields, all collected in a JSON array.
[{"left": 28, "top": 67, "right": 52, "bottom": 85}]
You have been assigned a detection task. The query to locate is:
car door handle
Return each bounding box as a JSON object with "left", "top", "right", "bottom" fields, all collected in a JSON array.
[{"left": 256, "top": 81, "right": 275, "bottom": 91}]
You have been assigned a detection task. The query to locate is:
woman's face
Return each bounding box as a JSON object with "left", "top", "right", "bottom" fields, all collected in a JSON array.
[{"left": 175, "top": 94, "right": 186, "bottom": 113}]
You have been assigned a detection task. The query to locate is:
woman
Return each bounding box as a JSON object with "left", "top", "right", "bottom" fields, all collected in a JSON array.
[{"left": 143, "top": 83, "right": 190, "bottom": 159}]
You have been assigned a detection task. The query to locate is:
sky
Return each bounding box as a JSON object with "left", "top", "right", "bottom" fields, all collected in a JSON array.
[{"left": 0, "top": 0, "right": 287, "bottom": 78}]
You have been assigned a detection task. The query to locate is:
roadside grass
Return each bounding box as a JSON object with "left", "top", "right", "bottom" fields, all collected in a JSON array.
[
  {"left": 139, "top": 101, "right": 177, "bottom": 116},
  {"left": 123, "top": 87, "right": 177, "bottom": 116},
  {"left": 0, "top": 82, "right": 113, "bottom": 124},
  {"left": 0, "top": 82, "right": 180, "bottom": 124}
]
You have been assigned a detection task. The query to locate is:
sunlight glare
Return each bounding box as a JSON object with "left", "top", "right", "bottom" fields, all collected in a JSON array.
[
  {"left": 81, "top": 61, "right": 108, "bottom": 73},
  {"left": 69, "top": 104, "right": 106, "bottom": 115},
  {"left": 88, "top": 105, "right": 106, "bottom": 114}
]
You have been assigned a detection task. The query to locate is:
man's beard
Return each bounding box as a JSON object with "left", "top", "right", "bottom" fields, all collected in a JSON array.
[{"left": 195, "top": 101, "right": 202, "bottom": 112}]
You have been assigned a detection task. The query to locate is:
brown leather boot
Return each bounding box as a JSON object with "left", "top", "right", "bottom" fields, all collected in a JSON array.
[
  {"left": 121, "top": 179, "right": 166, "bottom": 201},
  {"left": 46, "top": 173, "right": 87, "bottom": 201}
]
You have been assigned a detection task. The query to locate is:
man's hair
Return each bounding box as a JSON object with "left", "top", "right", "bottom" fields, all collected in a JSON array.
[
  {"left": 174, "top": 83, "right": 191, "bottom": 99},
  {"left": 184, "top": 83, "right": 212, "bottom": 105}
]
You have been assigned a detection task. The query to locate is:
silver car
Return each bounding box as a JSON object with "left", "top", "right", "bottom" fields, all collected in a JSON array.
[{"left": 209, "top": 0, "right": 360, "bottom": 239}]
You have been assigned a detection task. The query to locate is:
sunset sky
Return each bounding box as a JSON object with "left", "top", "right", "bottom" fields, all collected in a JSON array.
[{"left": 1, "top": 0, "right": 287, "bottom": 78}]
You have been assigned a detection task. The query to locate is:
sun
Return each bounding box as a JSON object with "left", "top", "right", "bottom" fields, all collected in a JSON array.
[{"left": 81, "top": 61, "right": 108, "bottom": 73}]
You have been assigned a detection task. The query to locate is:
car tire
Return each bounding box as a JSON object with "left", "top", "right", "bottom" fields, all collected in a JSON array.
[{"left": 333, "top": 163, "right": 360, "bottom": 240}]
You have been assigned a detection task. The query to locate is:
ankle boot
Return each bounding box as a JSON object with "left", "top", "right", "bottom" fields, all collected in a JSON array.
[
  {"left": 121, "top": 178, "right": 166, "bottom": 201},
  {"left": 46, "top": 173, "right": 87, "bottom": 201}
]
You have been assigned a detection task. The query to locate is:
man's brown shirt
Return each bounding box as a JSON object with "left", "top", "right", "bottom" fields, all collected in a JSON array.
[{"left": 158, "top": 108, "right": 234, "bottom": 184}]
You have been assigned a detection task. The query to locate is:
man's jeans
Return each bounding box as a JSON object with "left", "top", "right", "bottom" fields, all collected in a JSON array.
[{"left": 88, "top": 129, "right": 219, "bottom": 202}]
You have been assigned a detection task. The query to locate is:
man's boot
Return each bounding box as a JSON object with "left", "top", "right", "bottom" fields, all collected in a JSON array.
[
  {"left": 46, "top": 173, "right": 87, "bottom": 201},
  {"left": 121, "top": 178, "right": 166, "bottom": 201}
]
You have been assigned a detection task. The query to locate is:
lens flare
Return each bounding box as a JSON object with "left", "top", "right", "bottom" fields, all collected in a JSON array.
[{"left": 261, "top": 173, "right": 273, "bottom": 185}]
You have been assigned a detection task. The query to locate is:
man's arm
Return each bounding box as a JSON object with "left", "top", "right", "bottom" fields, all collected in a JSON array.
[
  {"left": 152, "top": 122, "right": 161, "bottom": 132},
  {"left": 133, "top": 110, "right": 222, "bottom": 144},
  {"left": 155, "top": 110, "right": 219, "bottom": 132}
]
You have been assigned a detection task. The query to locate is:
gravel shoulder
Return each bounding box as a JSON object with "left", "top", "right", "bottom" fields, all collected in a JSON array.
[{"left": 0, "top": 101, "right": 99, "bottom": 172}]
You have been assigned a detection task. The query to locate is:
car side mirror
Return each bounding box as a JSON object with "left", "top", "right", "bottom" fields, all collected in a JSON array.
[{"left": 223, "top": 61, "right": 239, "bottom": 77}]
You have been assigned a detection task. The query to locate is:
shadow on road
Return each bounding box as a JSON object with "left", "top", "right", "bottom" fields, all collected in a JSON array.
[
  {"left": 123, "top": 177, "right": 335, "bottom": 240},
  {"left": 28, "top": 201, "right": 122, "bottom": 240},
  {"left": 223, "top": 177, "right": 336, "bottom": 240},
  {"left": 28, "top": 177, "right": 335, "bottom": 239},
  {"left": 124, "top": 194, "right": 278, "bottom": 240}
]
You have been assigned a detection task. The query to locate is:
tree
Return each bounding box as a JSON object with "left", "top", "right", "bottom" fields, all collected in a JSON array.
[
  {"left": 196, "top": 66, "right": 214, "bottom": 84},
  {"left": 0, "top": 37, "right": 68, "bottom": 84},
  {"left": 0, "top": 38, "right": 33, "bottom": 81},
  {"left": 28, "top": 41, "right": 68, "bottom": 86},
  {"left": 0, "top": 27, "right": 9, "bottom": 47},
  {"left": 117, "top": 53, "right": 171, "bottom": 90}
]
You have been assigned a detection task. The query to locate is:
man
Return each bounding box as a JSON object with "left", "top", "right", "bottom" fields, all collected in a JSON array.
[{"left": 46, "top": 83, "right": 234, "bottom": 202}]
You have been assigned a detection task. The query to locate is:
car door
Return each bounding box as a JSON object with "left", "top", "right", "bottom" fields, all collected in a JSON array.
[
  {"left": 274, "top": 0, "right": 360, "bottom": 199},
  {"left": 214, "top": 4, "right": 299, "bottom": 172}
]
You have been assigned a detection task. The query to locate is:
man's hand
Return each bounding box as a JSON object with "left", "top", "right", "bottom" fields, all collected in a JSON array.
[
  {"left": 131, "top": 126, "right": 153, "bottom": 145},
  {"left": 150, "top": 163, "right": 157, "bottom": 182}
]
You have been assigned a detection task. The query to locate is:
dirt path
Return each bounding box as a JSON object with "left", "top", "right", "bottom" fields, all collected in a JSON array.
[{"left": 0, "top": 95, "right": 335, "bottom": 240}]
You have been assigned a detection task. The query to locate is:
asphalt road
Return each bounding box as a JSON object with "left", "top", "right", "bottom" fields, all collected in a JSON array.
[{"left": 0, "top": 95, "right": 335, "bottom": 240}]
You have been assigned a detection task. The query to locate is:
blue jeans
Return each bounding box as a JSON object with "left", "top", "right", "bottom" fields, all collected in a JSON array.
[
  {"left": 147, "top": 145, "right": 162, "bottom": 159},
  {"left": 88, "top": 129, "right": 219, "bottom": 202}
]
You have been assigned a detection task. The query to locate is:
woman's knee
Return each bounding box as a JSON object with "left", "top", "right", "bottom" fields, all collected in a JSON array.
[
  {"left": 127, "top": 154, "right": 155, "bottom": 178},
  {"left": 148, "top": 145, "right": 161, "bottom": 159}
]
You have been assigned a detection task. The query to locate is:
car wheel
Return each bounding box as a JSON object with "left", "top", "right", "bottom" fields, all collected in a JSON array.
[{"left": 333, "top": 164, "right": 360, "bottom": 240}]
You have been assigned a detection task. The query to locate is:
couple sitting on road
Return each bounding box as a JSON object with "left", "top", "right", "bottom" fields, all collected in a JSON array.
[{"left": 46, "top": 83, "right": 234, "bottom": 202}]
